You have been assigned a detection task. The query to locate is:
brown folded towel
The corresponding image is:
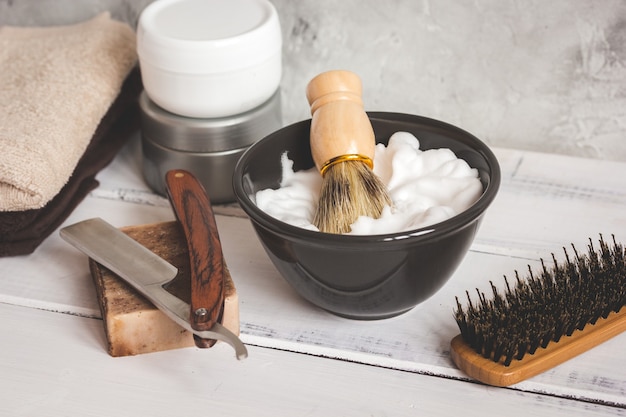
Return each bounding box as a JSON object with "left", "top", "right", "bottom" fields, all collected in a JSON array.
[
  {"left": 0, "top": 68, "right": 142, "bottom": 257},
  {"left": 0, "top": 13, "right": 137, "bottom": 212}
]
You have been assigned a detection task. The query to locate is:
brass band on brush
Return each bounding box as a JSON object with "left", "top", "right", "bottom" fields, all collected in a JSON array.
[{"left": 319, "top": 154, "right": 374, "bottom": 176}]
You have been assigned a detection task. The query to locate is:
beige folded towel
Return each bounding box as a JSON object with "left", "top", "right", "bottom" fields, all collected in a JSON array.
[{"left": 0, "top": 13, "right": 137, "bottom": 211}]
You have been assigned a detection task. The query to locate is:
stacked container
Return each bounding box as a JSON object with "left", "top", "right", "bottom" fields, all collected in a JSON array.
[{"left": 137, "top": 0, "right": 282, "bottom": 203}]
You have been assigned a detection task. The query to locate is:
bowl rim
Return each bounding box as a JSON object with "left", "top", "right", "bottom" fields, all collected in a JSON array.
[{"left": 233, "top": 111, "right": 501, "bottom": 246}]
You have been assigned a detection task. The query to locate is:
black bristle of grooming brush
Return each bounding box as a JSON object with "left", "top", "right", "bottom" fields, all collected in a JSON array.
[{"left": 453, "top": 235, "right": 626, "bottom": 366}]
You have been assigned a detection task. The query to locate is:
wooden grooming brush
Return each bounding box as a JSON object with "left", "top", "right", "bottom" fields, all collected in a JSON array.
[
  {"left": 451, "top": 235, "right": 626, "bottom": 387},
  {"left": 306, "top": 70, "right": 393, "bottom": 234}
]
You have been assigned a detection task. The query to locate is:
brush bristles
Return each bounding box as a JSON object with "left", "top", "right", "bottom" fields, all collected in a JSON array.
[
  {"left": 313, "top": 160, "right": 393, "bottom": 234},
  {"left": 454, "top": 235, "right": 626, "bottom": 366}
]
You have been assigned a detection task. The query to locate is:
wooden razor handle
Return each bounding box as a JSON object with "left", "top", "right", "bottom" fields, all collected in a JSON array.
[
  {"left": 306, "top": 70, "right": 376, "bottom": 173},
  {"left": 165, "top": 169, "right": 225, "bottom": 347}
]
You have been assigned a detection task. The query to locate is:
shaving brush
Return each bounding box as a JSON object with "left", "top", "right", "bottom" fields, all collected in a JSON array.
[{"left": 306, "top": 70, "right": 393, "bottom": 234}]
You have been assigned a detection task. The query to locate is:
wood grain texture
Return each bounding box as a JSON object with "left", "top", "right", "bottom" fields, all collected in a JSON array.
[
  {"left": 450, "top": 308, "right": 626, "bottom": 387},
  {"left": 1, "top": 302, "right": 623, "bottom": 417},
  {"left": 306, "top": 69, "right": 376, "bottom": 170},
  {"left": 89, "top": 220, "right": 238, "bottom": 357},
  {"left": 165, "top": 169, "right": 225, "bottom": 348},
  {"left": 1, "top": 146, "right": 625, "bottom": 412}
]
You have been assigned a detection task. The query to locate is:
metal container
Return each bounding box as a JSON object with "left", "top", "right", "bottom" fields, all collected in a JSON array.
[{"left": 140, "top": 90, "right": 282, "bottom": 203}]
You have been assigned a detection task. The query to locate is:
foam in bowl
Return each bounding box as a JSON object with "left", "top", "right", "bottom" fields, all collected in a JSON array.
[{"left": 255, "top": 131, "right": 483, "bottom": 235}]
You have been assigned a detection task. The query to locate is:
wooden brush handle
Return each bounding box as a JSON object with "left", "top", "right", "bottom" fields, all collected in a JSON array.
[
  {"left": 306, "top": 70, "right": 376, "bottom": 173},
  {"left": 165, "top": 169, "right": 224, "bottom": 347},
  {"left": 451, "top": 308, "right": 626, "bottom": 387}
]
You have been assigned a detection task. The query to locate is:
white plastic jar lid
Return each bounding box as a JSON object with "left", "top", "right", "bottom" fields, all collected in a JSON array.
[{"left": 137, "top": 0, "right": 282, "bottom": 74}]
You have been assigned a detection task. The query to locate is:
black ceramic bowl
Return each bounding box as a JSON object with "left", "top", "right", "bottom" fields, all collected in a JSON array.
[{"left": 233, "top": 112, "right": 500, "bottom": 319}]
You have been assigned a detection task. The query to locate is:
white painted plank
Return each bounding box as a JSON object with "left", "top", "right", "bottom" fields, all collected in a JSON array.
[
  {"left": 214, "top": 215, "right": 626, "bottom": 407},
  {"left": 477, "top": 148, "right": 626, "bottom": 256},
  {"left": 1, "top": 303, "right": 622, "bottom": 417},
  {"left": 3, "top": 209, "right": 623, "bottom": 407},
  {"left": 0, "top": 196, "right": 174, "bottom": 317},
  {"left": 1, "top": 140, "right": 625, "bottom": 408}
]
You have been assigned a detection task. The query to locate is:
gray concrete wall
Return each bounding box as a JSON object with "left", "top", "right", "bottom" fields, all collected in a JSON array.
[{"left": 2, "top": 0, "right": 626, "bottom": 161}]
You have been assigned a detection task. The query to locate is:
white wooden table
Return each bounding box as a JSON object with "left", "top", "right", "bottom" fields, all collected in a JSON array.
[{"left": 1, "top": 135, "right": 625, "bottom": 416}]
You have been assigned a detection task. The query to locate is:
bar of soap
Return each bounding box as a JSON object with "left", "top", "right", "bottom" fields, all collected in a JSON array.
[{"left": 88, "top": 220, "right": 239, "bottom": 357}]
